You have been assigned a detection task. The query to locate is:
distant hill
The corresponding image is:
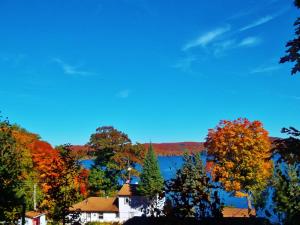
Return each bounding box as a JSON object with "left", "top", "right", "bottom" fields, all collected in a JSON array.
[
  {"left": 70, "top": 137, "right": 278, "bottom": 158},
  {"left": 144, "top": 142, "right": 205, "bottom": 156},
  {"left": 69, "top": 142, "right": 205, "bottom": 158}
]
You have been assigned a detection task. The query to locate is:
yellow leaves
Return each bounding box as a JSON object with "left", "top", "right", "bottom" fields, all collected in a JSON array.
[
  {"left": 205, "top": 118, "right": 273, "bottom": 194},
  {"left": 233, "top": 181, "right": 241, "bottom": 191},
  {"left": 225, "top": 161, "right": 234, "bottom": 169},
  {"left": 235, "top": 191, "right": 248, "bottom": 198}
]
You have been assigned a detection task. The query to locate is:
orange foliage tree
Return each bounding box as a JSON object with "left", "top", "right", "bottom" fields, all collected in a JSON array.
[
  {"left": 12, "top": 127, "right": 87, "bottom": 212},
  {"left": 204, "top": 118, "right": 273, "bottom": 212},
  {"left": 10, "top": 126, "right": 44, "bottom": 211}
]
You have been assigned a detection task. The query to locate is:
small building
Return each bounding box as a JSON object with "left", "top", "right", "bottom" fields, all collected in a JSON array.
[
  {"left": 117, "top": 183, "right": 146, "bottom": 221},
  {"left": 23, "top": 211, "right": 47, "bottom": 225},
  {"left": 70, "top": 183, "right": 162, "bottom": 224},
  {"left": 222, "top": 207, "right": 256, "bottom": 217},
  {"left": 71, "top": 197, "right": 119, "bottom": 223}
]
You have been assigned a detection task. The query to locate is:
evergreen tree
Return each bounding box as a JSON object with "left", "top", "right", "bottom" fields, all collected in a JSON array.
[
  {"left": 273, "top": 164, "right": 300, "bottom": 225},
  {"left": 138, "top": 144, "right": 164, "bottom": 216},
  {"left": 165, "top": 152, "right": 222, "bottom": 219},
  {"left": 138, "top": 143, "right": 164, "bottom": 197},
  {"left": 272, "top": 127, "right": 300, "bottom": 225}
]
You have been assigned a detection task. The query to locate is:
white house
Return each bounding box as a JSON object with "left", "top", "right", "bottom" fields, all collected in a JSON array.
[
  {"left": 70, "top": 196, "right": 119, "bottom": 223},
  {"left": 19, "top": 211, "right": 47, "bottom": 225},
  {"left": 70, "top": 183, "right": 163, "bottom": 224}
]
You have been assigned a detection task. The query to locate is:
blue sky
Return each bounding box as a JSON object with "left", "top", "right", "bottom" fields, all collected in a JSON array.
[{"left": 0, "top": 0, "right": 299, "bottom": 146}]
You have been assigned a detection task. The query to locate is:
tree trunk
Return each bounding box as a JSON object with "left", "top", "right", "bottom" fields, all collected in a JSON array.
[
  {"left": 21, "top": 196, "right": 26, "bottom": 225},
  {"left": 62, "top": 211, "right": 65, "bottom": 225},
  {"left": 246, "top": 193, "right": 252, "bottom": 215}
]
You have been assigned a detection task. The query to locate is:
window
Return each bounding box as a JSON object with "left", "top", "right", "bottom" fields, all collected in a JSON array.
[
  {"left": 125, "top": 197, "right": 130, "bottom": 204},
  {"left": 87, "top": 213, "right": 91, "bottom": 222},
  {"left": 98, "top": 213, "right": 103, "bottom": 219}
]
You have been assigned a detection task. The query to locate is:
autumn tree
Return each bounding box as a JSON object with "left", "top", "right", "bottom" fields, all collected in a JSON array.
[
  {"left": 0, "top": 120, "right": 24, "bottom": 224},
  {"left": 0, "top": 118, "right": 84, "bottom": 224},
  {"left": 88, "top": 126, "right": 145, "bottom": 195},
  {"left": 204, "top": 118, "right": 273, "bottom": 213},
  {"left": 11, "top": 125, "right": 44, "bottom": 211},
  {"left": 78, "top": 168, "right": 89, "bottom": 198},
  {"left": 30, "top": 140, "right": 63, "bottom": 210},
  {"left": 29, "top": 141, "right": 82, "bottom": 224},
  {"left": 165, "top": 152, "right": 222, "bottom": 219},
  {"left": 280, "top": 0, "right": 300, "bottom": 75}
]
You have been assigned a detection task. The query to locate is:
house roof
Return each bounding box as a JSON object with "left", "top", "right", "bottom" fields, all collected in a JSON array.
[
  {"left": 70, "top": 197, "right": 118, "bottom": 212},
  {"left": 117, "top": 183, "right": 139, "bottom": 196},
  {"left": 222, "top": 207, "right": 256, "bottom": 217},
  {"left": 25, "top": 211, "right": 45, "bottom": 219}
]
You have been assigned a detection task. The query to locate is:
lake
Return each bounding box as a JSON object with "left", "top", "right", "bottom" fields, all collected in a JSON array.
[{"left": 80, "top": 155, "right": 247, "bottom": 208}]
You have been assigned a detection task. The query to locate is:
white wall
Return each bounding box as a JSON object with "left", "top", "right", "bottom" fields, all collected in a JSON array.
[
  {"left": 25, "top": 218, "right": 33, "bottom": 225},
  {"left": 76, "top": 212, "right": 118, "bottom": 224},
  {"left": 103, "top": 213, "right": 118, "bottom": 221},
  {"left": 19, "top": 215, "right": 46, "bottom": 225},
  {"left": 118, "top": 196, "right": 145, "bottom": 221},
  {"left": 39, "top": 215, "right": 46, "bottom": 225}
]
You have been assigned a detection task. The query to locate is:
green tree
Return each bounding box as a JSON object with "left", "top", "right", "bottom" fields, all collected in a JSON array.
[
  {"left": 138, "top": 144, "right": 164, "bottom": 216},
  {"left": 273, "top": 165, "right": 300, "bottom": 225},
  {"left": 50, "top": 145, "right": 81, "bottom": 225},
  {"left": 88, "top": 166, "right": 114, "bottom": 196},
  {"left": 165, "top": 152, "right": 222, "bottom": 219},
  {"left": 138, "top": 144, "right": 164, "bottom": 196},
  {"left": 280, "top": 0, "right": 300, "bottom": 75},
  {"left": 0, "top": 120, "right": 24, "bottom": 224},
  {"left": 88, "top": 126, "right": 144, "bottom": 195},
  {"left": 272, "top": 127, "right": 300, "bottom": 225}
]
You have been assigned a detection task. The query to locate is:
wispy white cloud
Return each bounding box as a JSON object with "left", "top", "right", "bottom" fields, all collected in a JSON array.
[
  {"left": 53, "top": 58, "right": 94, "bottom": 76},
  {"left": 182, "top": 25, "right": 231, "bottom": 51},
  {"left": 228, "top": 10, "right": 254, "bottom": 20},
  {"left": 172, "top": 56, "right": 197, "bottom": 72},
  {"left": 250, "top": 65, "right": 280, "bottom": 74},
  {"left": 213, "top": 39, "right": 236, "bottom": 56},
  {"left": 212, "top": 36, "right": 260, "bottom": 55},
  {"left": 240, "top": 15, "right": 274, "bottom": 31},
  {"left": 238, "top": 37, "right": 261, "bottom": 47},
  {"left": 116, "top": 89, "right": 131, "bottom": 98}
]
